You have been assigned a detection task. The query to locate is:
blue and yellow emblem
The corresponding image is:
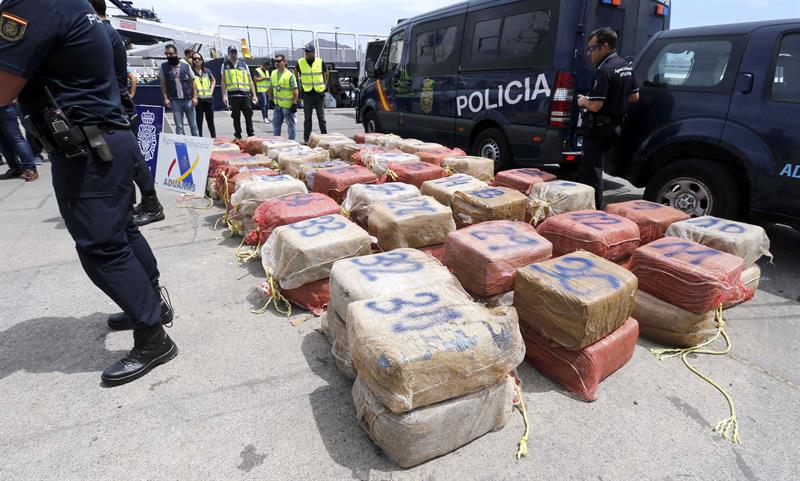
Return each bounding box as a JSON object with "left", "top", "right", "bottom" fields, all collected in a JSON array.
[{"left": 0, "top": 11, "right": 28, "bottom": 42}]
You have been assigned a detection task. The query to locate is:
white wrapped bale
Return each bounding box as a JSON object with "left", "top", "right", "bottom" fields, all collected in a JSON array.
[
  {"left": 278, "top": 149, "right": 332, "bottom": 178},
  {"left": 230, "top": 174, "right": 308, "bottom": 218},
  {"left": 320, "top": 310, "right": 357, "bottom": 380},
  {"left": 327, "top": 140, "right": 359, "bottom": 159},
  {"left": 633, "top": 290, "right": 717, "bottom": 348},
  {"left": 368, "top": 196, "right": 456, "bottom": 250},
  {"left": 309, "top": 132, "right": 350, "bottom": 149},
  {"left": 261, "top": 139, "right": 300, "bottom": 155},
  {"left": 665, "top": 216, "right": 772, "bottom": 266},
  {"left": 368, "top": 152, "right": 421, "bottom": 177},
  {"left": 267, "top": 145, "right": 314, "bottom": 161},
  {"left": 341, "top": 183, "right": 422, "bottom": 227},
  {"left": 442, "top": 155, "right": 494, "bottom": 182},
  {"left": 398, "top": 141, "right": 444, "bottom": 154},
  {"left": 420, "top": 174, "right": 488, "bottom": 206},
  {"left": 527, "top": 180, "right": 596, "bottom": 224}
]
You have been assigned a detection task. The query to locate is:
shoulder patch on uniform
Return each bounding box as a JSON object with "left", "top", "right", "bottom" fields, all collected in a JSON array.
[{"left": 0, "top": 11, "right": 28, "bottom": 42}]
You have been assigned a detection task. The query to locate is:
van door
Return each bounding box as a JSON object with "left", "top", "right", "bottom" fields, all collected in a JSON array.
[
  {"left": 724, "top": 26, "right": 800, "bottom": 220},
  {"left": 374, "top": 29, "right": 407, "bottom": 133}
]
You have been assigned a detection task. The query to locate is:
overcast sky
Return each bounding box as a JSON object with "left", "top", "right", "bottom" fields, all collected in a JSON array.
[{"left": 117, "top": 0, "right": 800, "bottom": 39}]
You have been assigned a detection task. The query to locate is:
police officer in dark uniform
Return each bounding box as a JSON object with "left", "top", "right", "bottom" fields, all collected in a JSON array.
[
  {"left": 0, "top": 0, "right": 177, "bottom": 386},
  {"left": 577, "top": 27, "right": 640, "bottom": 208}
]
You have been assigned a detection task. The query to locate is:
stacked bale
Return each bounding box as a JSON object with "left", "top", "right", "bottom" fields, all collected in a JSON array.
[
  {"left": 382, "top": 161, "right": 446, "bottom": 187},
  {"left": 537, "top": 210, "right": 641, "bottom": 262},
  {"left": 309, "top": 132, "right": 351, "bottom": 149},
  {"left": 605, "top": 200, "right": 690, "bottom": 245},
  {"left": 420, "top": 174, "right": 488, "bottom": 206},
  {"left": 441, "top": 156, "right": 495, "bottom": 182},
  {"left": 451, "top": 187, "right": 528, "bottom": 228},
  {"left": 492, "top": 168, "right": 557, "bottom": 194},
  {"left": 311, "top": 165, "right": 379, "bottom": 203},
  {"left": 367, "top": 152, "right": 421, "bottom": 177},
  {"left": 416, "top": 147, "right": 467, "bottom": 166},
  {"left": 368, "top": 196, "right": 456, "bottom": 250},
  {"left": 301, "top": 161, "right": 350, "bottom": 190},
  {"left": 527, "top": 180, "right": 595, "bottom": 224},
  {"left": 277, "top": 149, "right": 331, "bottom": 178},
  {"left": 212, "top": 142, "right": 242, "bottom": 154},
  {"left": 229, "top": 174, "right": 307, "bottom": 236},
  {"left": 243, "top": 135, "right": 284, "bottom": 155},
  {"left": 341, "top": 183, "right": 422, "bottom": 228},
  {"left": 245, "top": 193, "right": 340, "bottom": 247},
  {"left": 514, "top": 251, "right": 639, "bottom": 400},
  {"left": 261, "top": 139, "right": 300, "bottom": 155},
  {"left": 399, "top": 142, "right": 445, "bottom": 155},
  {"left": 349, "top": 145, "right": 400, "bottom": 166}
]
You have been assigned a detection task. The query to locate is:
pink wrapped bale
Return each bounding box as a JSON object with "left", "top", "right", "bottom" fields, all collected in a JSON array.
[
  {"left": 383, "top": 161, "right": 446, "bottom": 188},
  {"left": 538, "top": 210, "right": 641, "bottom": 262},
  {"left": 416, "top": 148, "right": 467, "bottom": 167},
  {"left": 248, "top": 193, "right": 341, "bottom": 246},
  {"left": 311, "top": 165, "right": 378, "bottom": 203},
  {"left": 492, "top": 168, "right": 557, "bottom": 194},
  {"left": 604, "top": 200, "right": 690, "bottom": 245}
]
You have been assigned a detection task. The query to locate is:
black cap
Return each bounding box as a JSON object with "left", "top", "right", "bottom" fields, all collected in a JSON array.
[
  {"left": 304, "top": 45, "right": 315, "bottom": 53},
  {"left": 228, "top": 46, "right": 238, "bottom": 53}
]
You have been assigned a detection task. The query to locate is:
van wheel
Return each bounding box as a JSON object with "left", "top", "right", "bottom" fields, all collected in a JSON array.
[
  {"left": 643, "top": 159, "right": 741, "bottom": 219},
  {"left": 363, "top": 110, "right": 379, "bottom": 133},
  {"left": 473, "top": 128, "right": 513, "bottom": 173}
]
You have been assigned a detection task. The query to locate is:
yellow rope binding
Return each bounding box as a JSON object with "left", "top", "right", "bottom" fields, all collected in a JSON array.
[
  {"left": 511, "top": 375, "right": 530, "bottom": 459},
  {"left": 651, "top": 305, "right": 741, "bottom": 444},
  {"left": 177, "top": 193, "right": 214, "bottom": 210},
  {"left": 384, "top": 169, "right": 398, "bottom": 182},
  {"left": 251, "top": 276, "right": 293, "bottom": 316},
  {"left": 235, "top": 234, "right": 262, "bottom": 262}
]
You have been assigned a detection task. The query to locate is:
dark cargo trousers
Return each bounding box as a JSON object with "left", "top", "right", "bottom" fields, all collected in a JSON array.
[
  {"left": 303, "top": 92, "right": 327, "bottom": 143},
  {"left": 579, "top": 125, "right": 620, "bottom": 209}
]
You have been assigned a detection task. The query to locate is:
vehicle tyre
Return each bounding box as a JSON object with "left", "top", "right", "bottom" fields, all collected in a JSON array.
[
  {"left": 363, "top": 109, "right": 379, "bottom": 133},
  {"left": 472, "top": 128, "right": 513, "bottom": 173},
  {"left": 643, "top": 159, "right": 741, "bottom": 219}
]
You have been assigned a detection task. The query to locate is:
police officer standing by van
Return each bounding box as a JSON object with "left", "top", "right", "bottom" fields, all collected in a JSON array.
[
  {"left": 577, "top": 27, "right": 639, "bottom": 208},
  {"left": 0, "top": 0, "right": 177, "bottom": 386},
  {"left": 295, "top": 45, "right": 329, "bottom": 144}
]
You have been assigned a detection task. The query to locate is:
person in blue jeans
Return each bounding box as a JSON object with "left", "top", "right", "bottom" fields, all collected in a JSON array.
[
  {"left": 159, "top": 44, "right": 198, "bottom": 136},
  {"left": 0, "top": 102, "right": 38, "bottom": 181},
  {"left": 269, "top": 54, "right": 299, "bottom": 140}
]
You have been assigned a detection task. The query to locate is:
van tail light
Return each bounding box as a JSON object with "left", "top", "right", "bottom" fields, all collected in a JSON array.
[{"left": 549, "top": 72, "right": 576, "bottom": 129}]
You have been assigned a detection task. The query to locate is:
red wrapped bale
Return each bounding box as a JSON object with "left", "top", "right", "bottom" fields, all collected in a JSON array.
[
  {"left": 419, "top": 243, "right": 446, "bottom": 263},
  {"left": 311, "top": 165, "right": 378, "bottom": 203},
  {"left": 444, "top": 221, "right": 553, "bottom": 297},
  {"left": 491, "top": 168, "right": 557, "bottom": 194},
  {"left": 281, "top": 278, "right": 330, "bottom": 316},
  {"left": 723, "top": 265, "right": 761, "bottom": 309},
  {"left": 538, "top": 210, "right": 641, "bottom": 262},
  {"left": 247, "top": 193, "right": 341, "bottom": 246},
  {"left": 243, "top": 136, "right": 284, "bottom": 155},
  {"left": 350, "top": 146, "right": 401, "bottom": 166},
  {"left": 520, "top": 317, "right": 639, "bottom": 402},
  {"left": 513, "top": 251, "right": 638, "bottom": 350},
  {"left": 416, "top": 148, "right": 467, "bottom": 166},
  {"left": 214, "top": 137, "right": 233, "bottom": 145},
  {"left": 604, "top": 200, "right": 690, "bottom": 245},
  {"left": 628, "top": 237, "right": 747, "bottom": 314},
  {"left": 382, "top": 161, "right": 446, "bottom": 187}
]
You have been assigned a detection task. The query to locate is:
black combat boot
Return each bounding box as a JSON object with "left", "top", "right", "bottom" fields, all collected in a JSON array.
[
  {"left": 107, "top": 286, "right": 173, "bottom": 330},
  {"left": 133, "top": 194, "right": 165, "bottom": 226},
  {"left": 101, "top": 324, "right": 178, "bottom": 387}
]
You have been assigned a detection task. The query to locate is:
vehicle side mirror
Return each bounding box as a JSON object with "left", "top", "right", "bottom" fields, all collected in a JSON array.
[{"left": 366, "top": 59, "right": 377, "bottom": 77}]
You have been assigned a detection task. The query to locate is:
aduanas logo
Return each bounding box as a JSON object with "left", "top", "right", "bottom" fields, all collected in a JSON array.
[{"left": 163, "top": 141, "right": 199, "bottom": 192}]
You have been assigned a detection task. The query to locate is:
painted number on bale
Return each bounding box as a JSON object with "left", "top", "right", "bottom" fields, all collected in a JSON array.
[
  {"left": 530, "top": 256, "right": 620, "bottom": 295},
  {"left": 400, "top": 162, "right": 430, "bottom": 172},
  {"left": 434, "top": 175, "right": 471, "bottom": 187},
  {"left": 686, "top": 217, "right": 746, "bottom": 234},
  {"left": 514, "top": 168, "right": 546, "bottom": 178},
  {"left": 569, "top": 212, "right": 622, "bottom": 231},
  {"left": 392, "top": 307, "right": 463, "bottom": 333},
  {"left": 469, "top": 225, "right": 540, "bottom": 251},
  {"left": 386, "top": 198, "right": 436, "bottom": 216},
  {"left": 350, "top": 251, "right": 423, "bottom": 281},
  {"left": 282, "top": 194, "right": 317, "bottom": 207},
  {"left": 326, "top": 167, "right": 358, "bottom": 175},
  {"left": 366, "top": 291, "right": 440, "bottom": 314},
  {"left": 363, "top": 184, "right": 409, "bottom": 195},
  {"left": 288, "top": 215, "right": 346, "bottom": 237},
  {"left": 629, "top": 200, "right": 664, "bottom": 211},
  {"left": 650, "top": 240, "right": 720, "bottom": 266},
  {"left": 470, "top": 188, "right": 506, "bottom": 199},
  {"left": 260, "top": 174, "right": 293, "bottom": 182}
]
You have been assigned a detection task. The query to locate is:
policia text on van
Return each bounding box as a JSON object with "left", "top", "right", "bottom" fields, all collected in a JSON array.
[{"left": 356, "top": 0, "right": 671, "bottom": 171}]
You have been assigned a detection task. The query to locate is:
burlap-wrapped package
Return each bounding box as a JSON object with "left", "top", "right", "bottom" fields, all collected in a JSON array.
[
  {"left": 267, "top": 145, "right": 314, "bottom": 161},
  {"left": 520, "top": 318, "right": 638, "bottom": 402},
  {"left": 353, "top": 375, "right": 514, "bottom": 468},
  {"left": 262, "top": 214, "right": 371, "bottom": 289},
  {"left": 212, "top": 142, "right": 241, "bottom": 154},
  {"left": 353, "top": 132, "right": 378, "bottom": 144},
  {"left": 724, "top": 265, "right": 761, "bottom": 309},
  {"left": 629, "top": 237, "right": 747, "bottom": 314},
  {"left": 248, "top": 192, "right": 340, "bottom": 246},
  {"left": 231, "top": 174, "right": 308, "bottom": 218},
  {"left": 308, "top": 132, "right": 350, "bottom": 149},
  {"left": 368, "top": 152, "right": 421, "bottom": 177},
  {"left": 442, "top": 155, "right": 494, "bottom": 182},
  {"left": 444, "top": 221, "right": 552, "bottom": 297},
  {"left": 243, "top": 135, "right": 284, "bottom": 155},
  {"left": 368, "top": 196, "right": 456, "bottom": 250},
  {"left": 527, "top": 180, "right": 596, "bottom": 224},
  {"left": 348, "top": 283, "right": 524, "bottom": 413},
  {"left": 261, "top": 139, "right": 300, "bottom": 155},
  {"left": 320, "top": 310, "right": 356, "bottom": 380},
  {"left": 417, "top": 148, "right": 467, "bottom": 166},
  {"left": 385, "top": 137, "right": 422, "bottom": 149},
  {"left": 604, "top": 200, "right": 690, "bottom": 245},
  {"left": 367, "top": 133, "right": 402, "bottom": 146},
  {"left": 327, "top": 141, "right": 359, "bottom": 159},
  {"left": 341, "top": 183, "right": 422, "bottom": 227},
  {"left": 514, "top": 251, "right": 638, "bottom": 350},
  {"left": 383, "top": 161, "right": 446, "bottom": 188},
  {"left": 420, "top": 174, "right": 488, "bottom": 206},
  {"left": 352, "top": 146, "right": 402, "bottom": 167},
  {"left": 219, "top": 167, "right": 278, "bottom": 208},
  {"left": 339, "top": 143, "right": 363, "bottom": 163},
  {"left": 278, "top": 150, "right": 333, "bottom": 178},
  {"left": 226, "top": 154, "right": 274, "bottom": 169},
  {"left": 537, "top": 210, "right": 641, "bottom": 262},
  {"left": 491, "top": 168, "right": 557, "bottom": 194},
  {"left": 451, "top": 187, "right": 528, "bottom": 228},
  {"left": 311, "top": 165, "right": 379, "bottom": 203},
  {"left": 399, "top": 142, "right": 445, "bottom": 154},
  {"left": 665, "top": 216, "right": 772, "bottom": 266},
  {"left": 329, "top": 248, "right": 460, "bottom": 320},
  {"left": 634, "top": 290, "right": 716, "bottom": 348},
  {"left": 301, "top": 161, "right": 350, "bottom": 190}
]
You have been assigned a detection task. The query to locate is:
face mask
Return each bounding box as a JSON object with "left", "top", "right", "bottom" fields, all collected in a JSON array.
[{"left": 167, "top": 56, "right": 180, "bottom": 66}]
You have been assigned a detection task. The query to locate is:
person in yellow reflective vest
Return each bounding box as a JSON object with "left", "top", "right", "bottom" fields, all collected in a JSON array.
[
  {"left": 269, "top": 54, "right": 299, "bottom": 140},
  {"left": 253, "top": 61, "right": 272, "bottom": 124},
  {"left": 191, "top": 52, "right": 217, "bottom": 138},
  {"left": 220, "top": 45, "right": 257, "bottom": 140},
  {"left": 295, "top": 44, "right": 329, "bottom": 143}
]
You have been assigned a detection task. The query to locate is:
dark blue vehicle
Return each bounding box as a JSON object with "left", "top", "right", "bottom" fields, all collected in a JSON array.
[
  {"left": 356, "top": 0, "right": 671, "bottom": 170},
  {"left": 617, "top": 19, "right": 800, "bottom": 226}
]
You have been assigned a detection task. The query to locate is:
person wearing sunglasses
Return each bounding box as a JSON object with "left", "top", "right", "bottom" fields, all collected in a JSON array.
[
  {"left": 269, "top": 54, "right": 299, "bottom": 140},
  {"left": 576, "top": 27, "right": 639, "bottom": 208},
  {"left": 192, "top": 53, "right": 217, "bottom": 138},
  {"left": 220, "top": 46, "right": 258, "bottom": 141}
]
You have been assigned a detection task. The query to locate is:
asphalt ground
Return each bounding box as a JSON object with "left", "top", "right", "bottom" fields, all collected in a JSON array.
[{"left": 1, "top": 109, "right": 798, "bottom": 481}]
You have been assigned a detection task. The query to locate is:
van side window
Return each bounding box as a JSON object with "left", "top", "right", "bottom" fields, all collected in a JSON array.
[
  {"left": 644, "top": 40, "right": 733, "bottom": 89},
  {"left": 772, "top": 33, "right": 800, "bottom": 103},
  {"left": 385, "top": 31, "right": 405, "bottom": 73},
  {"left": 411, "top": 19, "right": 461, "bottom": 76}
]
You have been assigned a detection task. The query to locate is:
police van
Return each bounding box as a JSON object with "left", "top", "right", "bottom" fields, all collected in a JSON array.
[{"left": 356, "top": 0, "right": 672, "bottom": 171}]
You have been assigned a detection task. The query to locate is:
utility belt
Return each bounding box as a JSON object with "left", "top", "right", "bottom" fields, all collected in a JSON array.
[
  {"left": 23, "top": 109, "right": 121, "bottom": 162},
  {"left": 582, "top": 112, "right": 622, "bottom": 130}
]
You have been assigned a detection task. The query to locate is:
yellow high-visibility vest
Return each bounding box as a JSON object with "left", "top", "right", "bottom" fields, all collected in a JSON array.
[
  {"left": 223, "top": 61, "right": 251, "bottom": 93},
  {"left": 271, "top": 69, "right": 296, "bottom": 108},
  {"left": 297, "top": 57, "right": 325, "bottom": 93},
  {"left": 255, "top": 67, "right": 271, "bottom": 93},
  {"left": 194, "top": 71, "right": 213, "bottom": 99}
]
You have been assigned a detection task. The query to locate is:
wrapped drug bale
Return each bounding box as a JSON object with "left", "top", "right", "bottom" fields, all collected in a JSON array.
[
  {"left": 261, "top": 139, "right": 300, "bottom": 155},
  {"left": 399, "top": 142, "right": 445, "bottom": 154},
  {"left": 419, "top": 243, "right": 446, "bottom": 263},
  {"left": 483, "top": 291, "right": 515, "bottom": 308},
  {"left": 267, "top": 145, "right": 314, "bottom": 161},
  {"left": 248, "top": 193, "right": 341, "bottom": 246},
  {"left": 308, "top": 132, "right": 350, "bottom": 149},
  {"left": 382, "top": 161, "right": 446, "bottom": 188},
  {"left": 527, "top": 180, "right": 596, "bottom": 224},
  {"left": 353, "top": 375, "right": 514, "bottom": 468},
  {"left": 231, "top": 174, "right": 308, "bottom": 218},
  {"left": 420, "top": 174, "right": 488, "bottom": 207},
  {"left": 328, "top": 248, "right": 460, "bottom": 320},
  {"left": 665, "top": 216, "right": 772, "bottom": 266},
  {"left": 339, "top": 143, "right": 364, "bottom": 163},
  {"left": 368, "top": 152, "right": 421, "bottom": 177},
  {"left": 723, "top": 265, "right": 761, "bottom": 309},
  {"left": 451, "top": 187, "right": 528, "bottom": 228},
  {"left": 520, "top": 317, "right": 639, "bottom": 402},
  {"left": 320, "top": 309, "right": 356, "bottom": 379},
  {"left": 311, "top": 165, "right": 379, "bottom": 203},
  {"left": 352, "top": 132, "right": 369, "bottom": 144},
  {"left": 210, "top": 150, "right": 249, "bottom": 167},
  {"left": 301, "top": 160, "right": 350, "bottom": 190},
  {"left": 633, "top": 290, "right": 717, "bottom": 348},
  {"left": 444, "top": 220, "right": 553, "bottom": 297},
  {"left": 537, "top": 210, "right": 641, "bottom": 262},
  {"left": 491, "top": 168, "right": 557, "bottom": 194},
  {"left": 243, "top": 136, "right": 283, "bottom": 155},
  {"left": 214, "top": 137, "right": 233, "bottom": 145},
  {"left": 628, "top": 237, "right": 747, "bottom": 314},
  {"left": 351, "top": 146, "right": 401, "bottom": 167},
  {"left": 385, "top": 137, "right": 422, "bottom": 150},
  {"left": 514, "top": 251, "right": 638, "bottom": 350},
  {"left": 211, "top": 142, "right": 241, "bottom": 154},
  {"left": 341, "top": 183, "right": 422, "bottom": 227},
  {"left": 368, "top": 133, "right": 402, "bottom": 146},
  {"left": 220, "top": 167, "right": 278, "bottom": 207},
  {"left": 327, "top": 140, "right": 359, "bottom": 159},
  {"left": 442, "top": 156, "right": 494, "bottom": 182},
  {"left": 280, "top": 278, "right": 330, "bottom": 316},
  {"left": 416, "top": 147, "right": 467, "bottom": 166},
  {"left": 368, "top": 196, "right": 456, "bottom": 250},
  {"left": 348, "top": 283, "right": 525, "bottom": 413},
  {"left": 227, "top": 154, "right": 274, "bottom": 169},
  {"left": 604, "top": 200, "right": 690, "bottom": 245},
  {"left": 278, "top": 149, "right": 333, "bottom": 178}
]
